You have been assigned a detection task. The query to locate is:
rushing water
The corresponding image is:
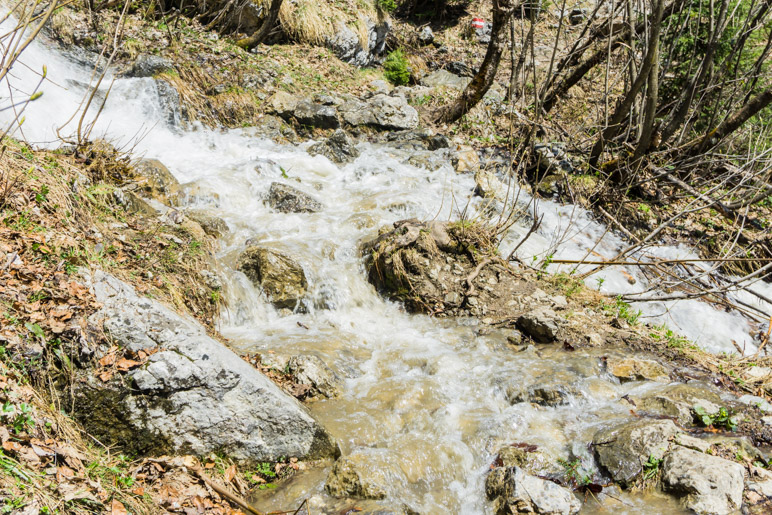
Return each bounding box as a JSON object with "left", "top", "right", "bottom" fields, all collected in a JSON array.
[{"left": 2, "top": 23, "right": 768, "bottom": 513}]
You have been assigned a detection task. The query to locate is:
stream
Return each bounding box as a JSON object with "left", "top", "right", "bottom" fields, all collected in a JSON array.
[{"left": 3, "top": 24, "right": 770, "bottom": 513}]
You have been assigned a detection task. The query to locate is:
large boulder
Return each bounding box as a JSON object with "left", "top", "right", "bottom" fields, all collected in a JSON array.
[
  {"left": 307, "top": 129, "right": 360, "bottom": 164},
  {"left": 593, "top": 419, "right": 682, "bottom": 484},
  {"left": 487, "top": 467, "right": 581, "bottom": 515},
  {"left": 78, "top": 271, "right": 338, "bottom": 464},
  {"left": 339, "top": 94, "right": 419, "bottom": 130},
  {"left": 661, "top": 446, "right": 745, "bottom": 514},
  {"left": 266, "top": 182, "right": 323, "bottom": 213},
  {"left": 236, "top": 246, "right": 308, "bottom": 310}
]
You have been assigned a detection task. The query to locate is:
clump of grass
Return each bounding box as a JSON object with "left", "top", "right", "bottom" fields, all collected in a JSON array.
[{"left": 383, "top": 48, "right": 410, "bottom": 86}]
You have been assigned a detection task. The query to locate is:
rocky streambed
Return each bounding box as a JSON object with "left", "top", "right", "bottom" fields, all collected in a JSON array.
[{"left": 4, "top": 18, "right": 772, "bottom": 515}]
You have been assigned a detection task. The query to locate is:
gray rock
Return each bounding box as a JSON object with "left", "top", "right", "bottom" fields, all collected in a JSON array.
[
  {"left": 307, "top": 129, "right": 360, "bottom": 164},
  {"left": 267, "top": 91, "right": 300, "bottom": 119},
  {"left": 674, "top": 434, "right": 712, "bottom": 453},
  {"left": 384, "top": 129, "right": 450, "bottom": 151},
  {"left": 631, "top": 383, "right": 723, "bottom": 424},
  {"left": 287, "top": 355, "right": 342, "bottom": 398},
  {"left": 421, "top": 70, "right": 471, "bottom": 91},
  {"left": 79, "top": 271, "right": 337, "bottom": 463},
  {"left": 517, "top": 308, "right": 559, "bottom": 343},
  {"left": 487, "top": 467, "right": 581, "bottom": 515},
  {"left": 155, "top": 79, "right": 181, "bottom": 127},
  {"left": 236, "top": 246, "right": 308, "bottom": 310},
  {"left": 534, "top": 143, "right": 575, "bottom": 174},
  {"left": 126, "top": 54, "right": 174, "bottom": 78},
  {"left": 569, "top": 8, "right": 587, "bottom": 26},
  {"left": 339, "top": 94, "right": 419, "bottom": 130},
  {"left": 661, "top": 446, "right": 744, "bottom": 514},
  {"left": 404, "top": 150, "right": 449, "bottom": 171},
  {"left": 508, "top": 383, "right": 576, "bottom": 406},
  {"left": 327, "top": 18, "right": 390, "bottom": 67},
  {"left": 247, "top": 114, "right": 297, "bottom": 143},
  {"left": 267, "top": 182, "right": 323, "bottom": 213},
  {"left": 293, "top": 100, "right": 340, "bottom": 129},
  {"left": 593, "top": 419, "right": 682, "bottom": 484},
  {"left": 369, "top": 79, "right": 392, "bottom": 95},
  {"left": 474, "top": 169, "right": 507, "bottom": 200},
  {"left": 417, "top": 26, "right": 434, "bottom": 45}
]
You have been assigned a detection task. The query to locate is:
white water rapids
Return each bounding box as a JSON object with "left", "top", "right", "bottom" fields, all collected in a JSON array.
[{"left": 3, "top": 24, "right": 770, "bottom": 513}]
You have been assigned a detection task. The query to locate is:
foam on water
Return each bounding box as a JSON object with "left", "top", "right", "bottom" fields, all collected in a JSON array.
[{"left": 0, "top": 24, "right": 762, "bottom": 513}]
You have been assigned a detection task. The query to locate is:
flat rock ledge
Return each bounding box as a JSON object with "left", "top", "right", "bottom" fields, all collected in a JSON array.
[{"left": 76, "top": 271, "right": 339, "bottom": 464}]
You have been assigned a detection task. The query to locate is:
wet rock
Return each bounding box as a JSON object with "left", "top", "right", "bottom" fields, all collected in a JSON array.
[
  {"left": 606, "top": 357, "right": 669, "bottom": 382},
  {"left": 292, "top": 100, "right": 340, "bottom": 129},
  {"left": 509, "top": 383, "right": 575, "bottom": 406},
  {"left": 454, "top": 146, "right": 480, "bottom": 174},
  {"left": 185, "top": 210, "right": 228, "bottom": 237},
  {"left": 738, "top": 394, "right": 772, "bottom": 413},
  {"left": 418, "top": 26, "right": 434, "bottom": 45},
  {"left": 236, "top": 246, "right": 308, "bottom": 309},
  {"left": 133, "top": 158, "right": 180, "bottom": 205},
  {"left": 487, "top": 466, "right": 581, "bottom": 515},
  {"left": 267, "top": 91, "right": 300, "bottom": 119},
  {"left": 421, "top": 70, "right": 471, "bottom": 91},
  {"left": 404, "top": 151, "right": 449, "bottom": 171},
  {"left": 631, "top": 383, "right": 723, "bottom": 424},
  {"left": 125, "top": 54, "right": 174, "bottom": 78},
  {"left": 474, "top": 169, "right": 507, "bottom": 200},
  {"left": 325, "top": 452, "right": 400, "bottom": 500},
  {"left": 517, "top": 308, "right": 559, "bottom": 343},
  {"left": 593, "top": 419, "right": 681, "bottom": 484},
  {"left": 661, "top": 446, "right": 744, "bottom": 514},
  {"left": 339, "top": 94, "right": 419, "bottom": 130},
  {"left": 78, "top": 271, "right": 338, "bottom": 463},
  {"left": 155, "top": 79, "right": 181, "bottom": 127},
  {"left": 287, "top": 355, "right": 342, "bottom": 398},
  {"left": 307, "top": 129, "right": 360, "bottom": 164},
  {"left": 267, "top": 182, "right": 323, "bottom": 213},
  {"left": 328, "top": 18, "right": 390, "bottom": 67},
  {"left": 199, "top": 269, "right": 222, "bottom": 290}
]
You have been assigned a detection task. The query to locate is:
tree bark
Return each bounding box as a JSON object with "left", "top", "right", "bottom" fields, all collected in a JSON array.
[
  {"left": 589, "top": 0, "right": 665, "bottom": 169},
  {"left": 236, "top": 0, "right": 283, "bottom": 50},
  {"left": 431, "top": 0, "right": 516, "bottom": 124},
  {"left": 687, "top": 86, "right": 772, "bottom": 155}
]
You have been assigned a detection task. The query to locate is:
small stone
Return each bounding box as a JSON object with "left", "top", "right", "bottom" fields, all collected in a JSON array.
[
  {"left": 267, "top": 91, "right": 299, "bottom": 119},
  {"left": 455, "top": 146, "right": 480, "bottom": 173},
  {"left": 487, "top": 467, "right": 581, "bottom": 514},
  {"left": 236, "top": 246, "right": 308, "bottom": 309},
  {"left": 293, "top": 100, "right": 340, "bottom": 129},
  {"left": 417, "top": 26, "right": 434, "bottom": 45},
  {"left": 307, "top": 129, "right": 360, "bottom": 164},
  {"left": 287, "top": 355, "right": 341, "bottom": 398},
  {"left": 675, "top": 433, "right": 711, "bottom": 453}
]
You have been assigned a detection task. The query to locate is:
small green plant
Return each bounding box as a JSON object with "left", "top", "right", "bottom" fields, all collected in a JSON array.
[
  {"left": 595, "top": 277, "right": 605, "bottom": 291},
  {"left": 642, "top": 454, "right": 662, "bottom": 480},
  {"left": 376, "top": 0, "right": 398, "bottom": 12},
  {"left": 383, "top": 49, "right": 410, "bottom": 86},
  {"left": 557, "top": 458, "right": 591, "bottom": 487},
  {"left": 34, "top": 185, "right": 49, "bottom": 205},
  {"left": 693, "top": 405, "right": 739, "bottom": 431}
]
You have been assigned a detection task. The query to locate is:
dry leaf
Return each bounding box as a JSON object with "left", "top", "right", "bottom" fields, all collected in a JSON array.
[
  {"left": 223, "top": 464, "right": 237, "bottom": 483},
  {"left": 111, "top": 499, "right": 128, "bottom": 515},
  {"left": 98, "top": 371, "right": 113, "bottom": 382},
  {"left": 115, "top": 358, "right": 141, "bottom": 371}
]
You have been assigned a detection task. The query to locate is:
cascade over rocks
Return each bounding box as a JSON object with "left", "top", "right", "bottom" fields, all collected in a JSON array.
[
  {"left": 267, "top": 181, "right": 323, "bottom": 213},
  {"left": 76, "top": 271, "right": 338, "bottom": 463},
  {"left": 237, "top": 246, "right": 308, "bottom": 309}
]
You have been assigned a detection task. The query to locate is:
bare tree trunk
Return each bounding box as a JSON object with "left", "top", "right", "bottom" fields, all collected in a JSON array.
[
  {"left": 542, "top": 0, "right": 679, "bottom": 113},
  {"left": 236, "top": 0, "right": 283, "bottom": 50},
  {"left": 589, "top": 0, "right": 665, "bottom": 168},
  {"left": 687, "top": 86, "right": 772, "bottom": 155},
  {"left": 658, "top": 0, "right": 729, "bottom": 146},
  {"left": 432, "top": 0, "right": 516, "bottom": 124},
  {"left": 507, "top": 8, "right": 533, "bottom": 101}
]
